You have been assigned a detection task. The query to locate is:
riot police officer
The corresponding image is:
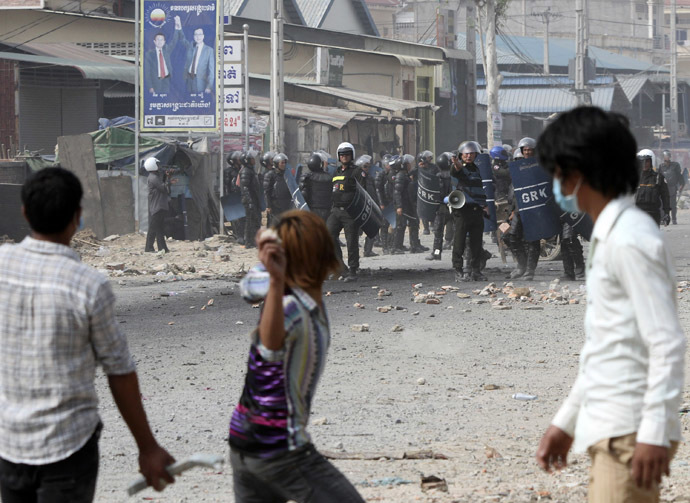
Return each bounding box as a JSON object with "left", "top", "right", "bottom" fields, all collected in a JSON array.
[
  {"left": 239, "top": 150, "right": 261, "bottom": 248},
  {"left": 658, "top": 150, "right": 684, "bottom": 224},
  {"left": 375, "top": 155, "right": 394, "bottom": 254},
  {"left": 264, "top": 153, "right": 292, "bottom": 226},
  {"left": 327, "top": 142, "right": 362, "bottom": 282},
  {"left": 502, "top": 137, "right": 541, "bottom": 280},
  {"left": 225, "top": 150, "right": 245, "bottom": 243},
  {"left": 426, "top": 152, "right": 454, "bottom": 260},
  {"left": 490, "top": 146, "right": 513, "bottom": 223},
  {"left": 450, "top": 142, "right": 488, "bottom": 282},
  {"left": 355, "top": 155, "right": 380, "bottom": 257},
  {"left": 393, "top": 155, "right": 425, "bottom": 253},
  {"left": 636, "top": 149, "right": 671, "bottom": 226},
  {"left": 300, "top": 152, "right": 333, "bottom": 224}
]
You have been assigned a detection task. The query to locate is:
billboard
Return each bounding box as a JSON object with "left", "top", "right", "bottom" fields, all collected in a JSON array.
[{"left": 140, "top": 0, "right": 221, "bottom": 132}]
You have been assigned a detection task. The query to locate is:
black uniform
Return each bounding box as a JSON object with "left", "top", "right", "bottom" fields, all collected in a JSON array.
[
  {"left": 327, "top": 162, "right": 362, "bottom": 273},
  {"left": 224, "top": 161, "right": 245, "bottom": 242},
  {"left": 393, "top": 168, "right": 421, "bottom": 252},
  {"left": 560, "top": 220, "right": 585, "bottom": 280},
  {"left": 450, "top": 161, "right": 486, "bottom": 276},
  {"left": 263, "top": 169, "right": 292, "bottom": 226},
  {"left": 636, "top": 169, "right": 671, "bottom": 226},
  {"left": 145, "top": 171, "right": 170, "bottom": 253},
  {"left": 299, "top": 167, "right": 333, "bottom": 223},
  {"left": 659, "top": 160, "right": 684, "bottom": 223},
  {"left": 239, "top": 163, "right": 261, "bottom": 248},
  {"left": 375, "top": 167, "right": 395, "bottom": 253},
  {"left": 430, "top": 168, "right": 453, "bottom": 257},
  {"left": 356, "top": 168, "right": 380, "bottom": 256}
]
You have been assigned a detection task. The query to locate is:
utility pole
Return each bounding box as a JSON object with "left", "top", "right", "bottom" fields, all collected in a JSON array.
[
  {"left": 466, "top": 1, "right": 477, "bottom": 141},
  {"left": 532, "top": 8, "right": 560, "bottom": 75},
  {"left": 574, "top": 0, "right": 591, "bottom": 105},
  {"left": 670, "top": 0, "right": 678, "bottom": 149},
  {"left": 270, "top": 0, "right": 284, "bottom": 152},
  {"left": 477, "top": 0, "right": 502, "bottom": 148}
]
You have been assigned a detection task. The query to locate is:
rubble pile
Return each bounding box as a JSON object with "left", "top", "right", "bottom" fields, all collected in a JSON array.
[{"left": 72, "top": 232, "right": 255, "bottom": 281}]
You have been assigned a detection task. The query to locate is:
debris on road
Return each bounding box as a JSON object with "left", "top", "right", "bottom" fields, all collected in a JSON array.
[
  {"left": 420, "top": 475, "right": 448, "bottom": 493},
  {"left": 351, "top": 324, "right": 370, "bottom": 332}
]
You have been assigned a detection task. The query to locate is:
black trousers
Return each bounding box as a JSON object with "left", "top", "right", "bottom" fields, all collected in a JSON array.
[
  {"left": 243, "top": 206, "right": 261, "bottom": 247},
  {"left": 327, "top": 207, "right": 359, "bottom": 272},
  {"left": 432, "top": 209, "right": 451, "bottom": 252},
  {"left": 230, "top": 444, "right": 364, "bottom": 503},
  {"left": 451, "top": 206, "right": 484, "bottom": 272},
  {"left": 311, "top": 207, "right": 331, "bottom": 224},
  {"left": 0, "top": 424, "right": 100, "bottom": 503},
  {"left": 145, "top": 210, "right": 169, "bottom": 252},
  {"left": 668, "top": 184, "right": 679, "bottom": 221},
  {"left": 394, "top": 213, "right": 419, "bottom": 249}
]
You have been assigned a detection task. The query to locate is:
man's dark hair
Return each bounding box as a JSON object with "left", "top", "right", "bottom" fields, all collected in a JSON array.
[
  {"left": 537, "top": 106, "right": 639, "bottom": 197},
  {"left": 21, "top": 167, "right": 83, "bottom": 234},
  {"left": 154, "top": 32, "right": 165, "bottom": 40}
]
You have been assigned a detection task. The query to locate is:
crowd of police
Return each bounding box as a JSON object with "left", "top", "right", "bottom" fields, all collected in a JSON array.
[{"left": 220, "top": 139, "right": 685, "bottom": 283}]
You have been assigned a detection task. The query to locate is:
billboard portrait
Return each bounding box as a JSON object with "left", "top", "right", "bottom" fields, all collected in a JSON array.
[{"left": 140, "top": 0, "right": 221, "bottom": 132}]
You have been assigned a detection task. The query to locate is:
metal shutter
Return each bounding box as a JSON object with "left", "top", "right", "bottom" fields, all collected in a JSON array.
[
  {"left": 61, "top": 88, "right": 98, "bottom": 137},
  {"left": 19, "top": 86, "right": 61, "bottom": 156}
]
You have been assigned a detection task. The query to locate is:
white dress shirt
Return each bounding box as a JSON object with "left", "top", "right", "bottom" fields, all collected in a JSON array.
[{"left": 552, "top": 196, "right": 685, "bottom": 452}]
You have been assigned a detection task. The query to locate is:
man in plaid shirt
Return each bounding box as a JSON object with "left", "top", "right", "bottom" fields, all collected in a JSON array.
[{"left": 0, "top": 168, "right": 175, "bottom": 502}]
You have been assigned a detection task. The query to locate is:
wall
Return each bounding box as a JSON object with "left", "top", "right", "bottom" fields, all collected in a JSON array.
[{"left": 319, "top": 0, "right": 365, "bottom": 34}]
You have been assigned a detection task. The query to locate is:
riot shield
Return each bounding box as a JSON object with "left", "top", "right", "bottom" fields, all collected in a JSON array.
[
  {"left": 382, "top": 204, "right": 397, "bottom": 229},
  {"left": 417, "top": 167, "right": 441, "bottom": 222},
  {"left": 284, "top": 166, "right": 310, "bottom": 211},
  {"left": 509, "top": 158, "right": 561, "bottom": 242},
  {"left": 476, "top": 153, "right": 497, "bottom": 232},
  {"left": 560, "top": 211, "right": 593, "bottom": 241},
  {"left": 221, "top": 192, "right": 246, "bottom": 221},
  {"left": 346, "top": 182, "right": 385, "bottom": 239}
]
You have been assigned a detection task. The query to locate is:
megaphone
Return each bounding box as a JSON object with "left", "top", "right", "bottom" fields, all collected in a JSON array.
[{"left": 446, "top": 190, "right": 466, "bottom": 210}]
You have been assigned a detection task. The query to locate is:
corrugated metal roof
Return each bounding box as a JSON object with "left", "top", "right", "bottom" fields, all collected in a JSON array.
[
  {"left": 224, "top": 0, "right": 245, "bottom": 15},
  {"left": 297, "top": 84, "right": 439, "bottom": 112},
  {"left": 477, "top": 75, "right": 613, "bottom": 86},
  {"left": 0, "top": 51, "right": 134, "bottom": 83},
  {"left": 250, "top": 95, "right": 357, "bottom": 128},
  {"left": 457, "top": 33, "right": 668, "bottom": 73},
  {"left": 476, "top": 87, "right": 616, "bottom": 114},
  {"left": 617, "top": 76, "right": 654, "bottom": 101}
]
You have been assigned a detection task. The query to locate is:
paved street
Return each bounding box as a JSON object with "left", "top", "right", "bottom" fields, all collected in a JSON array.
[{"left": 93, "top": 211, "right": 690, "bottom": 502}]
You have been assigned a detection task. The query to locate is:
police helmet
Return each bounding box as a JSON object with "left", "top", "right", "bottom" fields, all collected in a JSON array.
[
  {"left": 273, "top": 153, "right": 288, "bottom": 165},
  {"left": 402, "top": 154, "right": 415, "bottom": 168},
  {"left": 307, "top": 153, "right": 323, "bottom": 171},
  {"left": 502, "top": 144, "right": 513, "bottom": 154},
  {"left": 337, "top": 142, "right": 355, "bottom": 159},
  {"left": 381, "top": 154, "right": 393, "bottom": 167},
  {"left": 490, "top": 146, "right": 510, "bottom": 161},
  {"left": 240, "top": 149, "right": 257, "bottom": 167},
  {"left": 663, "top": 150, "right": 671, "bottom": 160},
  {"left": 144, "top": 157, "right": 160, "bottom": 172},
  {"left": 637, "top": 148, "right": 656, "bottom": 168},
  {"left": 417, "top": 150, "right": 434, "bottom": 164},
  {"left": 518, "top": 137, "right": 537, "bottom": 151},
  {"left": 261, "top": 151, "right": 276, "bottom": 169},
  {"left": 389, "top": 155, "right": 402, "bottom": 171},
  {"left": 227, "top": 150, "right": 243, "bottom": 164},
  {"left": 513, "top": 149, "right": 524, "bottom": 160},
  {"left": 316, "top": 150, "right": 330, "bottom": 163},
  {"left": 355, "top": 155, "right": 372, "bottom": 168},
  {"left": 459, "top": 141, "right": 480, "bottom": 155},
  {"left": 436, "top": 152, "right": 451, "bottom": 171}
]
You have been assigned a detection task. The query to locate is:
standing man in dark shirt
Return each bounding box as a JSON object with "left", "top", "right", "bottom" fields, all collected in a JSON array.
[
  {"left": 635, "top": 149, "right": 671, "bottom": 226},
  {"left": 450, "top": 142, "right": 487, "bottom": 282},
  {"left": 300, "top": 152, "right": 333, "bottom": 224},
  {"left": 327, "top": 142, "right": 362, "bottom": 282},
  {"left": 144, "top": 157, "right": 170, "bottom": 253},
  {"left": 658, "top": 150, "right": 684, "bottom": 224},
  {"left": 225, "top": 150, "right": 245, "bottom": 244},
  {"left": 264, "top": 153, "right": 292, "bottom": 226}
]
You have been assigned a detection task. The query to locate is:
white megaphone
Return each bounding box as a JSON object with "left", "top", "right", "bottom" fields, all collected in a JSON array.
[{"left": 445, "top": 190, "right": 466, "bottom": 210}]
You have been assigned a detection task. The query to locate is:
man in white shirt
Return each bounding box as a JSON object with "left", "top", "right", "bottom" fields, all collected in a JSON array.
[
  {"left": 0, "top": 168, "right": 175, "bottom": 502},
  {"left": 534, "top": 107, "right": 685, "bottom": 502}
]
